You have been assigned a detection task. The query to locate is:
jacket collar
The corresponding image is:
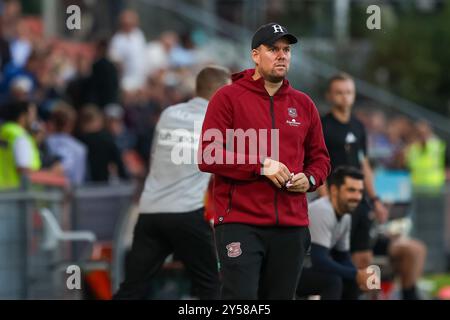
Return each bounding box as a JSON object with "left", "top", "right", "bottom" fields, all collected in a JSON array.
[{"left": 231, "top": 68, "right": 291, "bottom": 97}]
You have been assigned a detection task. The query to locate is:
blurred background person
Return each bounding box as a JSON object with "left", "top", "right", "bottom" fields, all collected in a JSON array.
[
  {"left": 0, "top": 101, "right": 40, "bottom": 189},
  {"left": 104, "top": 103, "right": 136, "bottom": 155},
  {"left": 78, "top": 104, "right": 127, "bottom": 183},
  {"left": 405, "top": 121, "right": 446, "bottom": 193},
  {"left": 0, "top": 50, "right": 41, "bottom": 104},
  {"left": 318, "top": 73, "right": 389, "bottom": 272},
  {"left": 45, "top": 101, "right": 86, "bottom": 186},
  {"left": 114, "top": 66, "right": 231, "bottom": 300},
  {"left": 108, "top": 9, "right": 147, "bottom": 93},
  {"left": 88, "top": 39, "right": 119, "bottom": 109}
]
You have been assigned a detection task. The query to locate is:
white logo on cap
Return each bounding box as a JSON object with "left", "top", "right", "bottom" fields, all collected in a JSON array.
[{"left": 272, "top": 24, "right": 284, "bottom": 33}]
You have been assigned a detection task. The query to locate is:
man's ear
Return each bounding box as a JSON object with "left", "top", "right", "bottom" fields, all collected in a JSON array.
[
  {"left": 251, "top": 48, "right": 260, "bottom": 65},
  {"left": 329, "top": 184, "right": 338, "bottom": 198}
]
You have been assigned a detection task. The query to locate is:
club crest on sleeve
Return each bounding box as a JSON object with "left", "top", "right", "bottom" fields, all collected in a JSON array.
[{"left": 226, "top": 242, "right": 242, "bottom": 258}]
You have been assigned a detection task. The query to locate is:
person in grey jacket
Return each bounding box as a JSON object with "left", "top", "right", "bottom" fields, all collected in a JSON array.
[{"left": 114, "top": 66, "right": 231, "bottom": 300}]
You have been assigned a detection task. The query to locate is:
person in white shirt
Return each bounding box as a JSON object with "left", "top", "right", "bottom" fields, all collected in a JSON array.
[
  {"left": 114, "top": 66, "right": 231, "bottom": 300},
  {"left": 296, "top": 166, "right": 372, "bottom": 299},
  {"left": 108, "top": 10, "right": 147, "bottom": 92}
]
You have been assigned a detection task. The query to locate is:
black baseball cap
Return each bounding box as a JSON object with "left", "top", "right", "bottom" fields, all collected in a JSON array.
[{"left": 251, "top": 22, "right": 298, "bottom": 49}]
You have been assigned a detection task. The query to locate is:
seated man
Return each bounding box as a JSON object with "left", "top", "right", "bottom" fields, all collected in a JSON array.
[
  {"left": 372, "top": 230, "right": 426, "bottom": 300},
  {"left": 297, "top": 166, "right": 372, "bottom": 300}
]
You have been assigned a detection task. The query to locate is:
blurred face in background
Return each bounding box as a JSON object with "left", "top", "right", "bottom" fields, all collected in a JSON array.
[
  {"left": 23, "top": 103, "right": 37, "bottom": 131},
  {"left": 327, "top": 79, "right": 356, "bottom": 112},
  {"left": 415, "top": 121, "right": 433, "bottom": 142},
  {"left": 331, "top": 177, "right": 364, "bottom": 214},
  {"left": 370, "top": 111, "right": 386, "bottom": 134},
  {"left": 252, "top": 38, "right": 291, "bottom": 83},
  {"left": 120, "top": 10, "right": 139, "bottom": 33}
]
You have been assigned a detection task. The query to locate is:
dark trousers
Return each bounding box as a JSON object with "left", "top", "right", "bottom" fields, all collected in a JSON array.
[
  {"left": 296, "top": 268, "right": 360, "bottom": 300},
  {"left": 350, "top": 197, "right": 374, "bottom": 253},
  {"left": 113, "top": 208, "right": 220, "bottom": 300},
  {"left": 214, "top": 223, "right": 310, "bottom": 300}
]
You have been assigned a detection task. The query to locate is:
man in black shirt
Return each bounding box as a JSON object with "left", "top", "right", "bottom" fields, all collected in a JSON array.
[
  {"left": 88, "top": 39, "right": 119, "bottom": 108},
  {"left": 78, "top": 105, "right": 128, "bottom": 182},
  {"left": 318, "top": 74, "right": 427, "bottom": 300},
  {"left": 318, "top": 73, "right": 389, "bottom": 271}
]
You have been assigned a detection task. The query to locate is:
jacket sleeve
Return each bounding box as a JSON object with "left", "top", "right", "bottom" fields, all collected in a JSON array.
[
  {"left": 303, "top": 99, "right": 331, "bottom": 191},
  {"left": 197, "top": 90, "right": 262, "bottom": 181}
]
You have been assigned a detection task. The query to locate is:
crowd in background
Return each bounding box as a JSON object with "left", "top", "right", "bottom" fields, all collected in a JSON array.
[
  {"left": 0, "top": 1, "right": 221, "bottom": 188},
  {"left": 0, "top": 0, "right": 447, "bottom": 190}
]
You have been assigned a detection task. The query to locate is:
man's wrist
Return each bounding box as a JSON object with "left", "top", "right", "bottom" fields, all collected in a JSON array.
[{"left": 304, "top": 172, "right": 316, "bottom": 192}]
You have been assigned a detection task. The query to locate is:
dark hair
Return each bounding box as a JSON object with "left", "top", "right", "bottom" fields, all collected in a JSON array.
[
  {"left": 196, "top": 66, "right": 231, "bottom": 98},
  {"left": 326, "top": 72, "right": 354, "bottom": 92},
  {"left": 79, "top": 105, "right": 103, "bottom": 125},
  {"left": 328, "top": 166, "right": 364, "bottom": 188},
  {"left": 49, "top": 102, "right": 76, "bottom": 132},
  {"left": 2, "top": 101, "right": 30, "bottom": 122}
]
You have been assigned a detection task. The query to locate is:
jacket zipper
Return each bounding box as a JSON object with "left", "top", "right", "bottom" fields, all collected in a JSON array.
[
  {"left": 226, "top": 183, "right": 235, "bottom": 214},
  {"left": 269, "top": 96, "right": 279, "bottom": 225}
]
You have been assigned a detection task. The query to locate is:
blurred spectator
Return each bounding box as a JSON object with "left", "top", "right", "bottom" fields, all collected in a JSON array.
[
  {"left": 0, "top": 17, "right": 12, "bottom": 71},
  {"left": 0, "top": 50, "right": 40, "bottom": 104},
  {"left": 145, "top": 31, "right": 178, "bottom": 77},
  {"left": 88, "top": 39, "right": 119, "bottom": 108},
  {"left": 46, "top": 102, "right": 87, "bottom": 186},
  {"left": 382, "top": 116, "right": 413, "bottom": 169},
  {"left": 0, "top": 101, "right": 41, "bottom": 189},
  {"left": 9, "top": 19, "right": 31, "bottom": 68},
  {"left": 104, "top": 103, "right": 145, "bottom": 179},
  {"left": 8, "top": 75, "right": 33, "bottom": 101},
  {"left": 104, "top": 103, "right": 136, "bottom": 154},
  {"left": 78, "top": 105, "right": 127, "bottom": 183},
  {"left": 405, "top": 121, "right": 446, "bottom": 192},
  {"left": 65, "top": 52, "right": 92, "bottom": 110},
  {"left": 108, "top": 9, "right": 147, "bottom": 92},
  {"left": 1, "top": 0, "right": 22, "bottom": 40},
  {"left": 32, "top": 119, "right": 61, "bottom": 171},
  {"left": 170, "top": 32, "right": 197, "bottom": 68},
  {"left": 366, "top": 110, "right": 392, "bottom": 166}
]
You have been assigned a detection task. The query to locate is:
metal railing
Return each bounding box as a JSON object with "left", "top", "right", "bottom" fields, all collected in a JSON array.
[{"left": 0, "top": 180, "right": 135, "bottom": 299}]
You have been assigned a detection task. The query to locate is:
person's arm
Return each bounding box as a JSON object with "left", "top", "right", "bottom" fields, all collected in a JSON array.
[
  {"left": 197, "top": 90, "right": 264, "bottom": 181},
  {"left": 302, "top": 98, "right": 331, "bottom": 192},
  {"left": 361, "top": 157, "right": 377, "bottom": 200},
  {"left": 317, "top": 182, "right": 329, "bottom": 197},
  {"left": 108, "top": 133, "right": 128, "bottom": 180},
  {"left": 13, "top": 136, "right": 33, "bottom": 172},
  {"left": 332, "top": 249, "right": 355, "bottom": 269},
  {"left": 361, "top": 157, "right": 388, "bottom": 223},
  {"left": 310, "top": 243, "right": 357, "bottom": 280}
]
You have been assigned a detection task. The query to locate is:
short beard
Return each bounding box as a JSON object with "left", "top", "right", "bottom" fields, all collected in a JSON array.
[
  {"left": 259, "top": 68, "right": 286, "bottom": 84},
  {"left": 265, "top": 74, "right": 285, "bottom": 83}
]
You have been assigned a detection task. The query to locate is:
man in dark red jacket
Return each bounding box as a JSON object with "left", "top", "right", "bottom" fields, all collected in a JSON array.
[{"left": 198, "top": 23, "right": 330, "bottom": 299}]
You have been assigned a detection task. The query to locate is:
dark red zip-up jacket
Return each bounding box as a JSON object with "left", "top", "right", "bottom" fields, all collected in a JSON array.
[{"left": 198, "top": 69, "right": 330, "bottom": 227}]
